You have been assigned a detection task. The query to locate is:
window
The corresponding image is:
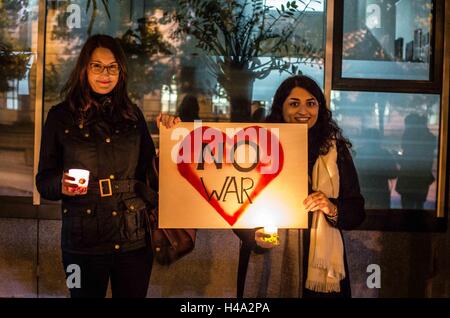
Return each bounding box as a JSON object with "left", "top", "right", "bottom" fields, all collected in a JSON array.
[
  {"left": 0, "top": 1, "right": 38, "bottom": 197},
  {"left": 6, "top": 80, "right": 19, "bottom": 110},
  {"left": 0, "top": 0, "right": 447, "bottom": 231},
  {"left": 161, "top": 82, "right": 178, "bottom": 113},
  {"left": 332, "top": 0, "right": 444, "bottom": 92},
  {"left": 342, "top": 0, "right": 433, "bottom": 80},
  {"left": 331, "top": 91, "right": 439, "bottom": 210},
  {"left": 330, "top": 0, "right": 448, "bottom": 229},
  {"left": 44, "top": 0, "right": 326, "bottom": 123}
]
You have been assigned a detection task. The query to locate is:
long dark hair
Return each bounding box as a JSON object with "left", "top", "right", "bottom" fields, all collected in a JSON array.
[
  {"left": 266, "top": 75, "right": 352, "bottom": 156},
  {"left": 61, "top": 34, "right": 136, "bottom": 122}
]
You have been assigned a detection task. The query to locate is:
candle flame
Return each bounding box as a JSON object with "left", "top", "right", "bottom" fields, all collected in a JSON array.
[{"left": 263, "top": 225, "right": 278, "bottom": 235}]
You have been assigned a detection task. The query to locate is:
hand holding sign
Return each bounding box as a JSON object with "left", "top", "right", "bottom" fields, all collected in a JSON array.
[{"left": 156, "top": 113, "right": 181, "bottom": 129}]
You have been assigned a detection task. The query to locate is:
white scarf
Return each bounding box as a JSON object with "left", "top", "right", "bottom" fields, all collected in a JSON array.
[{"left": 305, "top": 142, "right": 346, "bottom": 293}]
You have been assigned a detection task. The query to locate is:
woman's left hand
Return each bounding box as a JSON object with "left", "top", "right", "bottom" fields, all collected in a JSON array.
[
  {"left": 156, "top": 113, "right": 181, "bottom": 129},
  {"left": 303, "top": 191, "right": 337, "bottom": 217}
]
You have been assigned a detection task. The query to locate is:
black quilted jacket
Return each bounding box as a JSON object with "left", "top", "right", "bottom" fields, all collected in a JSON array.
[{"left": 36, "top": 98, "right": 157, "bottom": 254}]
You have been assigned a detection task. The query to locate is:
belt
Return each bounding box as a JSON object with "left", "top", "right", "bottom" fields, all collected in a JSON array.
[{"left": 89, "top": 179, "right": 141, "bottom": 197}]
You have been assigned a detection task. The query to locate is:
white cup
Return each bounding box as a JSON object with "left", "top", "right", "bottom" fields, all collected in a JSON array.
[{"left": 68, "top": 169, "right": 90, "bottom": 189}]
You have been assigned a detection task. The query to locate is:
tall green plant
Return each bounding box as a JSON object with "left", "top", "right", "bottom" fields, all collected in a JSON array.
[{"left": 163, "top": 0, "right": 323, "bottom": 121}]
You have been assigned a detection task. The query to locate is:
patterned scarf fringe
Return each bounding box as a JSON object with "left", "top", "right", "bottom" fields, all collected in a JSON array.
[{"left": 305, "top": 280, "right": 341, "bottom": 293}]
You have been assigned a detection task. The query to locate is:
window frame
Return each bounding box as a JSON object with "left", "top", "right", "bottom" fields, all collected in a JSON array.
[
  {"left": 326, "top": 0, "right": 449, "bottom": 231},
  {"left": 331, "top": 0, "right": 444, "bottom": 94}
]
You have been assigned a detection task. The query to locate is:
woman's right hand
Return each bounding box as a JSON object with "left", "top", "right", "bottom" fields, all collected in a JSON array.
[
  {"left": 255, "top": 228, "right": 279, "bottom": 249},
  {"left": 61, "top": 173, "right": 85, "bottom": 196},
  {"left": 156, "top": 113, "right": 181, "bottom": 129}
]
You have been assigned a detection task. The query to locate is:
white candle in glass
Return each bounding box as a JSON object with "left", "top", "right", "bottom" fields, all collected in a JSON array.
[
  {"left": 68, "top": 169, "right": 90, "bottom": 188},
  {"left": 262, "top": 225, "right": 279, "bottom": 245}
]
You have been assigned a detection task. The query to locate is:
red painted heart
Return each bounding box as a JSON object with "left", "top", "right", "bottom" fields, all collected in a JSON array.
[{"left": 177, "top": 126, "right": 284, "bottom": 225}]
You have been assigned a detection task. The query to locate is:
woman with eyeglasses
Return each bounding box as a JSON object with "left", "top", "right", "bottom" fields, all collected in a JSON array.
[
  {"left": 234, "top": 75, "right": 365, "bottom": 298},
  {"left": 36, "top": 34, "right": 178, "bottom": 298}
]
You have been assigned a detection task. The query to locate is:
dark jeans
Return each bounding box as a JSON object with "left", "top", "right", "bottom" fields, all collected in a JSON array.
[{"left": 62, "top": 246, "right": 153, "bottom": 298}]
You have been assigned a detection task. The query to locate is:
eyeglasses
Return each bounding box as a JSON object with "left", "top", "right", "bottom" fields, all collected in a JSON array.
[{"left": 89, "top": 62, "right": 120, "bottom": 75}]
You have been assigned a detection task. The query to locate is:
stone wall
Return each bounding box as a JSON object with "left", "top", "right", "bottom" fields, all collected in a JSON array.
[{"left": 1, "top": 217, "right": 449, "bottom": 298}]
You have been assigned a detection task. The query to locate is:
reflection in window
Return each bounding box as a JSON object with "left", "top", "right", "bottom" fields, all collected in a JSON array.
[
  {"left": 44, "top": 0, "right": 325, "bottom": 121},
  {"left": 253, "top": 59, "right": 324, "bottom": 106},
  {"left": 0, "top": 2, "right": 38, "bottom": 196},
  {"left": 265, "top": 0, "right": 324, "bottom": 11},
  {"left": 161, "top": 82, "right": 178, "bottom": 114},
  {"left": 212, "top": 84, "right": 229, "bottom": 116},
  {"left": 6, "top": 81, "right": 19, "bottom": 110},
  {"left": 341, "top": 0, "right": 432, "bottom": 80},
  {"left": 331, "top": 91, "right": 439, "bottom": 210}
]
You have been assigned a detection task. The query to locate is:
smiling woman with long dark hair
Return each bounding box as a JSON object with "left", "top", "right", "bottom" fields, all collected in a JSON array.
[
  {"left": 235, "top": 75, "right": 365, "bottom": 298},
  {"left": 36, "top": 34, "right": 177, "bottom": 298},
  {"left": 60, "top": 34, "right": 136, "bottom": 121}
]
